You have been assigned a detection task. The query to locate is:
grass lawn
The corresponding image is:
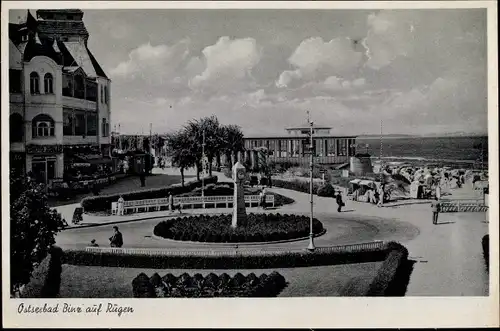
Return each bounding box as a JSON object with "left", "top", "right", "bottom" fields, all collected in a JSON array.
[{"left": 58, "top": 262, "right": 382, "bottom": 298}]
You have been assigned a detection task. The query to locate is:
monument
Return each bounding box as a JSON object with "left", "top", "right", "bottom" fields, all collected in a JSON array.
[{"left": 232, "top": 161, "right": 247, "bottom": 228}]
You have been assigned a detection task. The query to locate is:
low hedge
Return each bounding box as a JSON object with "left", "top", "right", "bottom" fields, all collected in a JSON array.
[
  {"left": 482, "top": 235, "right": 489, "bottom": 271},
  {"left": 20, "top": 246, "right": 63, "bottom": 298},
  {"left": 272, "top": 178, "right": 323, "bottom": 195},
  {"left": 317, "top": 183, "right": 336, "bottom": 197},
  {"left": 81, "top": 176, "right": 218, "bottom": 213},
  {"left": 132, "top": 271, "right": 287, "bottom": 298},
  {"left": 62, "top": 243, "right": 391, "bottom": 269},
  {"left": 153, "top": 213, "right": 324, "bottom": 243},
  {"left": 178, "top": 182, "right": 295, "bottom": 207},
  {"left": 366, "top": 242, "right": 409, "bottom": 296}
]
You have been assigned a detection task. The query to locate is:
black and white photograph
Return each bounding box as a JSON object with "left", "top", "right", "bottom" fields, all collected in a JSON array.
[{"left": 2, "top": 1, "right": 498, "bottom": 328}]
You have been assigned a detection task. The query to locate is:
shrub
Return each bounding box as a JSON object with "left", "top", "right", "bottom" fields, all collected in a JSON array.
[
  {"left": 81, "top": 176, "right": 218, "bottom": 213},
  {"left": 132, "top": 271, "right": 287, "bottom": 298},
  {"left": 20, "top": 247, "right": 63, "bottom": 298},
  {"left": 317, "top": 183, "right": 336, "bottom": 197},
  {"left": 482, "top": 235, "right": 489, "bottom": 271},
  {"left": 62, "top": 242, "right": 390, "bottom": 270},
  {"left": 153, "top": 213, "right": 324, "bottom": 243},
  {"left": 366, "top": 242, "right": 409, "bottom": 296},
  {"left": 72, "top": 207, "right": 83, "bottom": 224}
]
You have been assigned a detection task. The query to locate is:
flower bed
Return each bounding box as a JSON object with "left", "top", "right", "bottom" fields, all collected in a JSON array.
[
  {"left": 132, "top": 271, "right": 287, "bottom": 298},
  {"left": 20, "top": 246, "right": 63, "bottom": 298},
  {"left": 153, "top": 213, "right": 324, "bottom": 243},
  {"left": 80, "top": 176, "right": 218, "bottom": 213}
]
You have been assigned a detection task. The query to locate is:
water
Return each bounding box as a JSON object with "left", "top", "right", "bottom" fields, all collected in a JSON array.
[{"left": 357, "top": 136, "right": 489, "bottom": 168}]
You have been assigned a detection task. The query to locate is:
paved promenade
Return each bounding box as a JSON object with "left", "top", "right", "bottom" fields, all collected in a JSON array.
[{"left": 54, "top": 168, "right": 489, "bottom": 296}]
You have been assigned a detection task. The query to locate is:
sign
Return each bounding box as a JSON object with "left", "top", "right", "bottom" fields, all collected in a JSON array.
[{"left": 26, "top": 144, "right": 63, "bottom": 154}]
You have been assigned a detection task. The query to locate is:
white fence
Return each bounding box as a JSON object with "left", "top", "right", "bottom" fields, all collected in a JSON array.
[
  {"left": 440, "top": 198, "right": 488, "bottom": 213},
  {"left": 112, "top": 195, "right": 275, "bottom": 214},
  {"left": 84, "top": 240, "right": 385, "bottom": 256}
]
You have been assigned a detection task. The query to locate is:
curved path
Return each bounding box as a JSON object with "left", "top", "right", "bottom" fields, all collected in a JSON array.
[{"left": 54, "top": 170, "right": 489, "bottom": 296}]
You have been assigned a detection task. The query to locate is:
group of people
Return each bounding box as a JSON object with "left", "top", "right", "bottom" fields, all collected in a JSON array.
[
  {"left": 89, "top": 225, "right": 123, "bottom": 248},
  {"left": 352, "top": 183, "right": 386, "bottom": 206}
]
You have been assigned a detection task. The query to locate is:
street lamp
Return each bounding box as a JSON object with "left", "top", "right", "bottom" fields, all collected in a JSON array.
[
  {"left": 202, "top": 129, "right": 206, "bottom": 204},
  {"left": 308, "top": 119, "right": 316, "bottom": 251}
]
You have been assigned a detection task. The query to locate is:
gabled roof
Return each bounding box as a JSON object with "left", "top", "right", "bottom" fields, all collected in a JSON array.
[
  {"left": 23, "top": 34, "right": 62, "bottom": 64},
  {"left": 87, "top": 48, "right": 108, "bottom": 79},
  {"left": 37, "top": 20, "right": 88, "bottom": 36},
  {"left": 62, "top": 41, "right": 96, "bottom": 77}
]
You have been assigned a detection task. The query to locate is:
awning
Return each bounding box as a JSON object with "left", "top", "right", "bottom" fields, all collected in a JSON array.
[{"left": 359, "top": 180, "right": 375, "bottom": 187}]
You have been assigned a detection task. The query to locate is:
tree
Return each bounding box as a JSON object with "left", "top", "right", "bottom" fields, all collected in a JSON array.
[
  {"left": 220, "top": 124, "right": 245, "bottom": 168},
  {"left": 165, "top": 130, "right": 196, "bottom": 186},
  {"left": 10, "top": 171, "right": 66, "bottom": 296}
]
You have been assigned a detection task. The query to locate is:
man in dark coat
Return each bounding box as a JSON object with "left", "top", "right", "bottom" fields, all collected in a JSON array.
[
  {"left": 335, "top": 191, "right": 344, "bottom": 212},
  {"left": 109, "top": 226, "right": 123, "bottom": 248}
]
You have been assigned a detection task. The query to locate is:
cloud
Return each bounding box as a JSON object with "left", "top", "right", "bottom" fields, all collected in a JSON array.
[
  {"left": 276, "top": 37, "right": 364, "bottom": 88},
  {"left": 110, "top": 39, "right": 191, "bottom": 81},
  {"left": 190, "top": 36, "right": 262, "bottom": 93},
  {"left": 323, "top": 76, "right": 366, "bottom": 90}
]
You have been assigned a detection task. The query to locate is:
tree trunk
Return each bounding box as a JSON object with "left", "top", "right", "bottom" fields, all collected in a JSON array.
[
  {"left": 215, "top": 153, "right": 221, "bottom": 171},
  {"left": 180, "top": 167, "right": 185, "bottom": 187}
]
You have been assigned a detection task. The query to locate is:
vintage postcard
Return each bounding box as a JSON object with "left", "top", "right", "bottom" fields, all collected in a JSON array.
[{"left": 2, "top": 0, "right": 498, "bottom": 328}]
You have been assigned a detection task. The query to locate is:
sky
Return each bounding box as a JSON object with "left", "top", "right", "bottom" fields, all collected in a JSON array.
[{"left": 10, "top": 8, "right": 488, "bottom": 136}]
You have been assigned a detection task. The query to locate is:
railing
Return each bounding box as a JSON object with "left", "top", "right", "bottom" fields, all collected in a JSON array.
[
  {"left": 84, "top": 240, "right": 385, "bottom": 256},
  {"left": 440, "top": 198, "right": 488, "bottom": 213},
  {"left": 112, "top": 195, "right": 276, "bottom": 214}
]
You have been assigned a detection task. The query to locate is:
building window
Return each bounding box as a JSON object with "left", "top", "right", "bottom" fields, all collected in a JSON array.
[
  {"left": 9, "top": 69, "right": 22, "bottom": 93},
  {"left": 86, "top": 112, "right": 97, "bottom": 136},
  {"left": 10, "top": 113, "right": 24, "bottom": 142},
  {"left": 30, "top": 72, "right": 40, "bottom": 94},
  {"left": 62, "top": 73, "right": 73, "bottom": 97},
  {"left": 102, "top": 118, "right": 108, "bottom": 137},
  {"left": 74, "top": 110, "right": 86, "bottom": 136},
  {"left": 86, "top": 80, "right": 97, "bottom": 102},
  {"left": 63, "top": 108, "right": 74, "bottom": 135},
  {"left": 32, "top": 114, "right": 55, "bottom": 138},
  {"left": 44, "top": 73, "right": 54, "bottom": 94},
  {"left": 101, "top": 85, "right": 104, "bottom": 103},
  {"left": 104, "top": 86, "right": 108, "bottom": 104},
  {"left": 74, "top": 74, "right": 85, "bottom": 99}
]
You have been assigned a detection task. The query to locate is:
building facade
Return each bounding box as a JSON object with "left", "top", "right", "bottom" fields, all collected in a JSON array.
[
  {"left": 242, "top": 124, "right": 357, "bottom": 166},
  {"left": 9, "top": 9, "right": 111, "bottom": 186}
]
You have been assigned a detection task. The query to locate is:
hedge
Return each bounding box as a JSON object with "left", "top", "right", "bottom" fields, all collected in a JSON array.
[
  {"left": 20, "top": 246, "right": 63, "bottom": 298},
  {"left": 317, "top": 183, "right": 336, "bottom": 197},
  {"left": 62, "top": 244, "right": 390, "bottom": 270},
  {"left": 482, "top": 235, "right": 489, "bottom": 271},
  {"left": 153, "top": 213, "right": 324, "bottom": 243},
  {"left": 132, "top": 271, "right": 287, "bottom": 298},
  {"left": 365, "top": 242, "right": 409, "bottom": 296},
  {"left": 81, "top": 176, "right": 218, "bottom": 212}
]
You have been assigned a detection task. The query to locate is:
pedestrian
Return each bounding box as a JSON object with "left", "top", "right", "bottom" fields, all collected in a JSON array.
[
  {"left": 267, "top": 173, "right": 272, "bottom": 188},
  {"left": 117, "top": 195, "right": 125, "bottom": 216},
  {"left": 140, "top": 172, "right": 146, "bottom": 187},
  {"left": 260, "top": 188, "right": 267, "bottom": 209},
  {"left": 109, "top": 226, "right": 123, "bottom": 248},
  {"left": 377, "top": 184, "right": 385, "bottom": 207},
  {"left": 169, "top": 194, "right": 174, "bottom": 212},
  {"left": 431, "top": 197, "right": 441, "bottom": 225},
  {"left": 335, "top": 191, "right": 344, "bottom": 212},
  {"left": 89, "top": 239, "right": 99, "bottom": 247}
]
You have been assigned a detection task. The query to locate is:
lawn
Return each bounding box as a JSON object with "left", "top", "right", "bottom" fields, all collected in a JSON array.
[{"left": 58, "top": 262, "right": 382, "bottom": 298}]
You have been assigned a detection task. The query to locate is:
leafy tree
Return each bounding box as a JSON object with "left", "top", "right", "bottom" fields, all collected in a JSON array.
[
  {"left": 219, "top": 124, "right": 245, "bottom": 168},
  {"left": 165, "top": 130, "right": 196, "bottom": 186},
  {"left": 10, "top": 171, "right": 66, "bottom": 296}
]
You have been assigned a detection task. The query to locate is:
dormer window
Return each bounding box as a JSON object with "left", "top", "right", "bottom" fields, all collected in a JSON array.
[{"left": 21, "top": 35, "right": 28, "bottom": 42}]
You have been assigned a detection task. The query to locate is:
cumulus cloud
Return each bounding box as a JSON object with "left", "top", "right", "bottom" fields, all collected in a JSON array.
[
  {"left": 190, "top": 36, "right": 262, "bottom": 93},
  {"left": 276, "top": 37, "right": 364, "bottom": 88},
  {"left": 110, "top": 39, "right": 191, "bottom": 81}
]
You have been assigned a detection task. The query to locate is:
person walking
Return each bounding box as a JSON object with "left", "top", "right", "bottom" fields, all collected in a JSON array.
[
  {"left": 431, "top": 197, "right": 441, "bottom": 225},
  {"left": 117, "top": 195, "right": 125, "bottom": 216},
  {"left": 377, "top": 184, "right": 385, "bottom": 207},
  {"left": 260, "top": 187, "right": 267, "bottom": 209},
  {"left": 109, "top": 226, "right": 123, "bottom": 248},
  {"left": 335, "top": 191, "right": 344, "bottom": 212}
]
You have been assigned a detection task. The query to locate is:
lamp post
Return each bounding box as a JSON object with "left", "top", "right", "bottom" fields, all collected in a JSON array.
[
  {"left": 308, "top": 117, "right": 316, "bottom": 251},
  {"left": 365, "top": 143, "right": 369, "bottom": 154}
]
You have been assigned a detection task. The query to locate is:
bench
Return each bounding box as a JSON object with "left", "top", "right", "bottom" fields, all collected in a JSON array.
[
  {"left": 440, "top": 199, "right": 488, "bottom": 213},
  {"left": 114, "top": 195, "right": 275, "bottom": 214}
]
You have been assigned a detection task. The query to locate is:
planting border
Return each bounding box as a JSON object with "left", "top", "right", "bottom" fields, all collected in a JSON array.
[
  {"left": 20, "top": 246, "right": 63, "bottom": 298},
  {"left": 81, "top": 176, "right": 218, "bottom": 213}
]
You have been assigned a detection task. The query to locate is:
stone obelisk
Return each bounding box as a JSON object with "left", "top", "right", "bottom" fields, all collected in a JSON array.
[{"left": 232, "top": 162, "right": 247, "bottom": 228}]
